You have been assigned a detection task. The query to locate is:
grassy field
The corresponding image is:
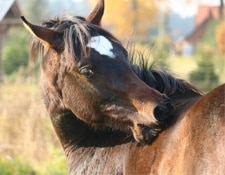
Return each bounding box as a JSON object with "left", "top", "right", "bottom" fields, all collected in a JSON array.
[{"left": 0, "top": 78, "right": 67, "bottom": 175}]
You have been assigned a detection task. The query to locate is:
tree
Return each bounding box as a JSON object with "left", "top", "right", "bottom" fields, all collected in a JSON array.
[
  {"left": 189, "top": 44, "right": 219, "bottom": 92},
  {"left": 90, "top": 0, "right": 157, "bottom": 40},
  {"left": 2, "top": 28, "right": 29, "bottom": 75},
  {"left": 1, "top": 0, "right": 49, "bottom": 78}
]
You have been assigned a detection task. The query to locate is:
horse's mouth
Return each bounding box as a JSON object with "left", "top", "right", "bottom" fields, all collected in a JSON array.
[
  {"left": 130, "top": 123, "right": 162, "bottom": 145},
  {"left": 130, "top": 102, "right": 175, "bottom": 145}
]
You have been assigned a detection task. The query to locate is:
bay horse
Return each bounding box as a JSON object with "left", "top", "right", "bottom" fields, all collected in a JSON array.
[{"left": 22, "top": 0, "right": 225, "bottom": 174}]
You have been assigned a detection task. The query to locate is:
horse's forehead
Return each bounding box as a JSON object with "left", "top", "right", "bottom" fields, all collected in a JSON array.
[{"left": 87, "top": 35, "right": 116, "bottom": 59}]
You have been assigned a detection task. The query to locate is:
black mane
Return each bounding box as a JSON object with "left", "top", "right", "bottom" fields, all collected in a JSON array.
[
  {"left": 128, "top": 51, "right": 202, "bottom": 98},
  {"left": 130, "top": 62, "right": 203, "bottom": 98}
]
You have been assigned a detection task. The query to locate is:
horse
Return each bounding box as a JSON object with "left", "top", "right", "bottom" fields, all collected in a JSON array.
[{"left": 21, "top": 0, "right": 225, "bottom": 174}]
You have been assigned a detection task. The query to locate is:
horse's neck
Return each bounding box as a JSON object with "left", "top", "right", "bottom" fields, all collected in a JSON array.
[
  {"left": 66, "top": 141, "right": 131, "bottom": 174},
  {"left": 50, "top": 111, "right": 132, "bottom": 148},
  {"left": 50, "top": 112, "right": 87, "bottom": 147},
  {"left": 50, "top": 112, "right": 132, "bottom": 174}
]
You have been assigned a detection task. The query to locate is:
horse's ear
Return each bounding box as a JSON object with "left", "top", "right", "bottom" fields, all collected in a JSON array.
[
  {"left": 21, "top": 16, "right": 64, "bottom": 51},
  {"left": 86, "top": 0, "right": 104, "bottom": 25}
]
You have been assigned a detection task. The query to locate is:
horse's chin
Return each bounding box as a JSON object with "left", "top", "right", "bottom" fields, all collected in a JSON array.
[{"left": 130, "top": 123, "right": 163, "bottom": 145}]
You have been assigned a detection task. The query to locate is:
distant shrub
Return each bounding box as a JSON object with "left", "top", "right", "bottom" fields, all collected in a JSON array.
[
  {"left": 2, "top": 28, "right": 29, "bottom": 75},
  {"left": 189, "top": 60, "right": 219, "bottom": 92},
  {"left": 189, "top": 44, "right": 219, "bottom": 92}
]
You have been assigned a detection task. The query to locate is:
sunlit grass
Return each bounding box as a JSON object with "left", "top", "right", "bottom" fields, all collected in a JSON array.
[
  {"left": 0, "top": 79, "right": 67, "bottom": 175},
  {"left": 0, "top": 156, "right": 35, "bottom": 175}
]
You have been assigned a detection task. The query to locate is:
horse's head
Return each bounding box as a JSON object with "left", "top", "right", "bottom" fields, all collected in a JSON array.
[{"left": 21, "top": 0, "right": 175, "bottom": 144}]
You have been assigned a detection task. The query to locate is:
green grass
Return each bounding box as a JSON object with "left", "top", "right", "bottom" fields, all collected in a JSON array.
[
  {"left": 0, "top": 150, "right": 67, "bottom": 175},
  {"left": 0, "top": 157, "right": 35, "bottom": 175}
]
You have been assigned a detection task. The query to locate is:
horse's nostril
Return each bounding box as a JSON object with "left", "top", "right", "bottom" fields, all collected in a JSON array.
[
  {"left": 154, "top": 103, "right": 175, "bottom": 123},
  {"left": 154, "top": 105, "right": 168, "bottom": 122}
]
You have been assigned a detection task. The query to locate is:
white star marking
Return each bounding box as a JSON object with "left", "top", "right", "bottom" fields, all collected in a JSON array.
[{"left": 87, "top": 35, "right": 116, "bottom": 59}]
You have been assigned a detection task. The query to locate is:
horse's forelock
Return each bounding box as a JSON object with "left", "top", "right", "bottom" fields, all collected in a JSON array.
[
  {"left": 63, "top": 22, "right": 90, "bottom": 68},
  {"left": 30, "top": 16, "right": 90, "bottom": 62},
  {"left": 30, "top": 15, "right": 122, "bottom": 64}
]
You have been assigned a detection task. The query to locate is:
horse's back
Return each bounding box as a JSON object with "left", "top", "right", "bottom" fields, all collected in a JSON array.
[{"left": 180, "top": 83, "right": 225, "bottom": 174}]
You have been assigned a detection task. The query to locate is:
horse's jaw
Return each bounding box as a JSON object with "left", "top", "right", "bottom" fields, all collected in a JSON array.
[{"left": 49, "top": 111, "right": 133, "bottom": 149}]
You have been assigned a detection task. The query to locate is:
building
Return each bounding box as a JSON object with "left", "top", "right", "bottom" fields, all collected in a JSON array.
[
  {"left": 196, "top": 4, "right": 225, "bottom": 25},
  {"left": 174, "top": 3, "right": 224, "bottom": 56}
]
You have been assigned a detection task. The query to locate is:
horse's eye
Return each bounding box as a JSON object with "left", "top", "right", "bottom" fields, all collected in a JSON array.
[{"left": 80, "top": 67, "right": 94, "bottom": 78}]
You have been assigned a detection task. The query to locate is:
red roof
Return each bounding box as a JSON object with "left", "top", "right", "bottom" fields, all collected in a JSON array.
[{"left": 196, "top": 5, "right": 225, "bottom": 25}]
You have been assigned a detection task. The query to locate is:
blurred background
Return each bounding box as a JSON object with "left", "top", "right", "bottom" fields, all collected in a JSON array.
[{"left": 0, "top": 0, "right": 224, "bottom": 174}]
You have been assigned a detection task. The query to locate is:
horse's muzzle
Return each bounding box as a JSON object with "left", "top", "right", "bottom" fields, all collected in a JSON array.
[{"left": 133, "top": 95, "right": 175, "bottom": 145}]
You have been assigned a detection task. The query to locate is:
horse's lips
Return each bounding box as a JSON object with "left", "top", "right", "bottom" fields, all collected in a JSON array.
[
  {"left": 130, "top": 103, "right": 175, "bottom": 144},
  {"left": 130, "top": 123, "right": 162, "bottom": 145}
]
